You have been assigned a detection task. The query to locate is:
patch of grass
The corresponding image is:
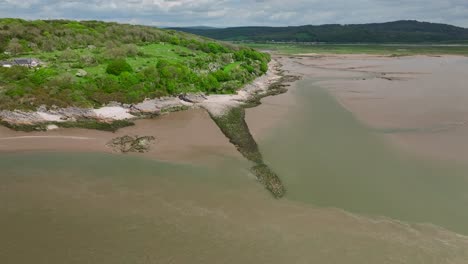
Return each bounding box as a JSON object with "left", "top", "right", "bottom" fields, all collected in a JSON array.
[
  {"left": 160, "top": 105, "right": 190, "bottom": 114},
  {"left": 0, "top": 119, "right": 134, "bottom": 132},
  {"left": 245, "top": 43, "right": 468, "bottom": 56},
  {"left": 223, "top": 62, "right": 241, "bottom": 73},
  {"left": 58, "top": 119, "right": 135, "bottom": 132},
  {"left": 0, "top": 120, "right": 48, "bottom": 132}
]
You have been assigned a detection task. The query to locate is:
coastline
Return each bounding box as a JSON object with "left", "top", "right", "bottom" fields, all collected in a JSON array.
[
  {"left": 0, "top": 59, "right": 283, "bottom": 131},
  {"left": 0, "top": 58, "right": 290, "bottom": 164}
]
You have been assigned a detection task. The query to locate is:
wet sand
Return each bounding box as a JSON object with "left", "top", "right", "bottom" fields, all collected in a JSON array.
[
  {"left": 0, "top": 108, "right": 241, "bottom": 164},
  {"left": 276, "top": 55, "right": 468, "bottom": 163}
]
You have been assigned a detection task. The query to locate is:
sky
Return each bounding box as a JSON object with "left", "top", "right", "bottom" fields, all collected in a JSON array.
[{"left": 0, "top": 0, "right": 467, "bottom": 28}]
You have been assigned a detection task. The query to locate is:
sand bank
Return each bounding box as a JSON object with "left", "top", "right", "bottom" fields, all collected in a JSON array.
[{"left": 275, "top": 54, "right": 468, "bottom": 163}]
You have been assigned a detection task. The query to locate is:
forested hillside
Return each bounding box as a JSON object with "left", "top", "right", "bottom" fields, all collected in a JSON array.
[
  {"left": 172, "top": 20, "right": 468, "bottom": 43},
  {"left": 0, "top": 19, "right": 269, "bottom": 110}
]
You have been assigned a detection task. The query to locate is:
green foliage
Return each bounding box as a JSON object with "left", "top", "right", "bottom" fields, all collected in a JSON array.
[
  {"left": 106, "top": 59, "right": 133, "bottom": 76},
  {"left": 30, "top": 68, "right": 57, "bottom": 85},
  {"left": 213, "top": 70, "right": 230, "bottom": 82},
  {"left": 260, "top": 61, "right": 268, "bottom": 73},
  {"left": 0, "top": 18, "right": 271, "bottom": 110},
  {"left": 0, "top": 66, "right": 29, "bottom": 81}
]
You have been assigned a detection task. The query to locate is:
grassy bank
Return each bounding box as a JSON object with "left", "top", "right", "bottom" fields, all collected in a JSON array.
[{"left": 245, "top": 43, "right": 468, "bottom": 56}]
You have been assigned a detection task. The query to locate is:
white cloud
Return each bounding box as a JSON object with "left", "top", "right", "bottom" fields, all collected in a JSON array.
[{"left": 0, "top": 0, "right": 467, "bottom": 27}]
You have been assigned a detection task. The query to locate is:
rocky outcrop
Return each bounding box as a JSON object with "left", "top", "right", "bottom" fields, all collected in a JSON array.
[{"left": 106, "top": 135, "right": 156, "bottom": 153}]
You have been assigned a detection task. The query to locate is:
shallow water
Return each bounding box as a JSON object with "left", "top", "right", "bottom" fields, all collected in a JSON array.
[
  {"left": 2, "top": 152, "right": 468, "bottom": 263},
  {"left": 2, "top": 57, "right": 468, "bottom": 263},
  {"left": 258, "top": 78, "right": 468, "bottom": 235}
]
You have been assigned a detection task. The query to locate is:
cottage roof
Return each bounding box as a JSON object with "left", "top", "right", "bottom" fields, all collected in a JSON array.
[{"left": 14, "top": 58, "right": 33, "bottom": 65}]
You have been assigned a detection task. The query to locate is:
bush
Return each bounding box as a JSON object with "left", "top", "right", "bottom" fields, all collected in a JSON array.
[
  {"left": 260, "top": 61, "right": 268, "bottom": 73},
  {"left": 30, "top": 68, "right": 57, "bottom": 85},
  {"left": 212, "top": 70, "right": 230, "bottom": 82},
  {"left": 106, "top": 59, "right": 133, "bottom": 76},
  {"left": 0, "top": 66, "right": 29, "bottom": 81}
]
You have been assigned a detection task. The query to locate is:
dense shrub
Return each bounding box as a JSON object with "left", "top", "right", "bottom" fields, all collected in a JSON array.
[
  {"left": 106, "top": 59, "right": 133, "bottom": 76},
  {"left": 260, "top": 61, "right": 268, "bottom": 73}
]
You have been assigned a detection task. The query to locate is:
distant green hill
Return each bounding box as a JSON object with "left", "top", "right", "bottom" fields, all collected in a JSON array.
[
  {"left": 0, "top": 19, "right": 269, "bottom": 110},
  {"left": 171, "top": 20, "right": 468, "bottom": 43}
]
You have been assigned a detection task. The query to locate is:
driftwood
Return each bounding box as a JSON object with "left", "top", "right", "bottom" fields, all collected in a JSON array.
[{"left": 107, "top": 135, "right": 155, "bottom": 153}]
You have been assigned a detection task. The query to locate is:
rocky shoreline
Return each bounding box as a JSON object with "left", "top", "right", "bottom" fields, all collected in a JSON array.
[{"left": 0, "top": 59, "right": 283, "bottom": 131}]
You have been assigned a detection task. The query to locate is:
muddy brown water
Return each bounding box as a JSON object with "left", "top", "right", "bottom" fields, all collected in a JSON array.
[{"left": 1, "top": 55, "right": 468, "bottom": 263}]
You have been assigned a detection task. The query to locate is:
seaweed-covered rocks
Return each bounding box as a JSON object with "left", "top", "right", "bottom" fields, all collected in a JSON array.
[
  {"left": 251, "top": 164, "right": 286, "bottom": 198},
  {"left": 107, "top": 135, "right": 156, "bottom": 153}
]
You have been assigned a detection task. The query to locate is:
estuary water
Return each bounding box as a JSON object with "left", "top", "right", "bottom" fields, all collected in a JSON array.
[
  {"left": 1, "top": 56, "right": 468, "bottom": 263},
  {"left": 257, "top": 78, "right": 468, "bottom": 235}
]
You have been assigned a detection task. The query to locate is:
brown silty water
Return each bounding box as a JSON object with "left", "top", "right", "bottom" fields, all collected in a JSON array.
[{"left": 1, "top": 55, "right": 468, "bottom": 263}]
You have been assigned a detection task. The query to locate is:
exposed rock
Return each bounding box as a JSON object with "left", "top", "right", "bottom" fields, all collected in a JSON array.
[
  {"left": 76, "top": 69, "right": 87, "bottom": 77},
  {"left": 178, "top": 93, "right": 207, "bottom": 103},
  {"left": 46, "top": 124, "right": 59, "bottom": 130},
  {"left": 107, "top": 135, "right": 156, "bottom": 153}
]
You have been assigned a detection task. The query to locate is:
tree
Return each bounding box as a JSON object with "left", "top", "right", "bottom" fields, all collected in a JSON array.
[
  {"left": 106, "top": 59, "right": 133, "bottom": 76},
  {"left": 6, "top": 38, "right": 23, "bottom": 55}
]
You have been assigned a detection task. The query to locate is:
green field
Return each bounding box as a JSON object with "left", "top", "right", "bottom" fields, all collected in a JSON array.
[{"left": 245, "top": 43, "right": 468, "bottom": 56}]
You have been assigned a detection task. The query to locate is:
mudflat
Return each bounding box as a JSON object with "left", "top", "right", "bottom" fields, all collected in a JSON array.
[
  {"left": 278, "top": 54, "right": 468, "bottom": 163},
  {"left": 0, "top": 108, "right": 241, "bottom": 164}
]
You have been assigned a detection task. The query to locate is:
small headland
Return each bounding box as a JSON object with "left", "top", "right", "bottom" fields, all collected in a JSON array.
[{"left": 207, "top": 62, "right": 301, "bottom": 198}]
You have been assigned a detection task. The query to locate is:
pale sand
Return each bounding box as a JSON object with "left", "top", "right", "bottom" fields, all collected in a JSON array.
[
  {"left": 93, "top": 106, "right": 134, "bottom": 120},
  {"left": 285, "top": 54, "right": 468, "bottom": 162}
]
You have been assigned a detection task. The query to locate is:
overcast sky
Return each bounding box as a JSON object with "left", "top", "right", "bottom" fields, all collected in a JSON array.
[{"left": 0, "top": 0, "right": 467, "bottom": 28}]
